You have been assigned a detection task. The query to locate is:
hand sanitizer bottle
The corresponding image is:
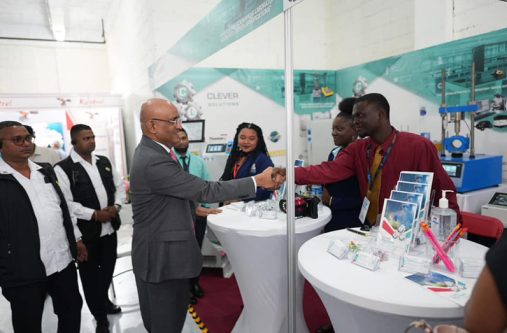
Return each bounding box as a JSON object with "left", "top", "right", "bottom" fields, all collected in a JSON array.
[{"left": 430, "top": 190, "right": 457, "bottom": 242}]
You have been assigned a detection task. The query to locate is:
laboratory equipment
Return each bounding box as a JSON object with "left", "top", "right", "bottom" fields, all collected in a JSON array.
[
  {"left": 481, "top": 192, "right": 507, "bottom": 227},
  {"left": 201, "top": 141, "right": 232, "bottom": 181},
  {"left": 439, "top": 63, "right": 503, "bottom": 192}
]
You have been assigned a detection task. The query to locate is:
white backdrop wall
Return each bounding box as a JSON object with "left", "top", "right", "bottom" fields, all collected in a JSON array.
[
  {"left": 1, "top": 0, "right": 505, "bottom": 169},
  {"left": 105, "top": 0, "right": 225, "bottom": 165},
  {"left": 453, "top": 0, "right": 507, "bottom": 40},
  {"left": 0, "top": 40, "right": 111, "bottom": 94},
  {"left": 106, "top": 0, "right": 507, "bottom": 168},
  {"left": 327, "top": 0, "right": 507, "bottom": 69}
]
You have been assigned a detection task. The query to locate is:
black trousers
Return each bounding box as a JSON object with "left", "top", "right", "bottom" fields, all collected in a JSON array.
[
  {"left": 1, "top": 262, "right": 82, "bottom": 333},
  {"left": 78, "top": 232, "right": 117, "bottom": 321},
  {"left": 190, "top": 215, "right": 207, "bottom": 286}
]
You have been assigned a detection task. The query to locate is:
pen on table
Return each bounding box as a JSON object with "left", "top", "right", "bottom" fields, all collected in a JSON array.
[
  {"left": 433, "top": 226, "right": 461, "bottom": 263},
  {"left": 347, "top": 228, "right": 367, "bottom": 236},
  {"left": 420, "top": 222, "right": 455, "bottom": 272},
  {"left": 434, "top": 227, "right": 468, "bottom": 264}
]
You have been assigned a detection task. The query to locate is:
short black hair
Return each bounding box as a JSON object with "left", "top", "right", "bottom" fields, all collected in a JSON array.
[
  {"left": 0, "top": 121, "right": 24, "bottom": 149},
  {"left": 337, "top": 97, "right": 356, "bottom": 120},
  {"left": 356, "top": 93, "right": 390, "bottom": 119},
  {"left": 24, "top": 125, "right": 35, "bottom": 137},
  {"left": 70, "top": 124, "right": 92, "bottom": 142},
  {"left": 338, "top": 97, "right": 356, "bottom": 115},
  {"left": 0, "top": 121, "right": 23, "bottom": 131}
]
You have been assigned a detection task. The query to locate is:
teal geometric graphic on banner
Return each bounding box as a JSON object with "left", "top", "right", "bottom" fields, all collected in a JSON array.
[
  {"left": 170, "top": 0, "right": 282, "bottom": 62},
  {"left": 292, "top": 70, "right": 336, "bottom": 114},
  {"left": 335, "top": 28, "right": 507, "bottom": 132},
  {"left": 231, "top": 69, "right": 337, "bottom": 115},
  {"left": 157, "top": 67, "right": 337, "bottom": 116},
  {"left": 149, "top": 0, "right": 283, "bottom": 88},
  {"left": 335, "top": 57, "right": 400, "bottom": 98},
  {"left": 156, "top": 68, "right": 234, "bottom": 101},
  {"left": 229, "top": 69, "right": 285, "bottom": 106}
]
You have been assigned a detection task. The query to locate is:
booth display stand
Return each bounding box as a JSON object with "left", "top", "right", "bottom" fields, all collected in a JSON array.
[
  {"left": 298, "top": 229, "right": 488, "bottom": 333},
  {"left": 207, "top": 203, "right": 331, "bottom": 333}
]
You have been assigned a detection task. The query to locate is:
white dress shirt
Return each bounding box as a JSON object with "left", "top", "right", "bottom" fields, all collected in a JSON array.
[
  {"left": 0, "top": 159, "right": 73, "bottom": 276},
  {"left": 55, "top": 150, "right": 126, "bottom": 237}
]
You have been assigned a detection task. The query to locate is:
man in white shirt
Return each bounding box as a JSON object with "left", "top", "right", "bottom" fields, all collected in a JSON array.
[
  {"left": 0, "top": 121, "right": 85, "bottom": 333},
  {"left": 55, "top": 124, "right": 126, "bottom": 333}
]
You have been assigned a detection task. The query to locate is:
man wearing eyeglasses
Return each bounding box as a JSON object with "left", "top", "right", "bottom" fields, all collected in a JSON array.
[
  {"left": 130, "top": 98, "right": 277, "bottom": 333},
  {"left": 0, "top": 121, "right": 84, "bottom": 333},
  {"left": 55, "top": 124, "right": 126, "bottom": 333}
]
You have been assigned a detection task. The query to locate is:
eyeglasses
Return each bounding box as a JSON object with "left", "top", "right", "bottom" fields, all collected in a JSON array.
[
  {"left": 151, "top": 118, "right": 182, "bottom": 126},
  {"left": 0, "top": 135, "right": 35, "bottom": 146}
]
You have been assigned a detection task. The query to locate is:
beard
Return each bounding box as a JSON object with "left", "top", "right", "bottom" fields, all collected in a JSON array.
[{"left": 174, "top": 146, "right": 188, "bottom": 154}]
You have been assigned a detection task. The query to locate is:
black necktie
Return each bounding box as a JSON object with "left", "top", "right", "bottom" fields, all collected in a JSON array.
[{"left": 181, "top": 156, "right": 189, "bottom": 172}]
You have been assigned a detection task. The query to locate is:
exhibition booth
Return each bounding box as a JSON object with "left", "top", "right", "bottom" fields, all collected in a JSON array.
[
  {"left": 1, "top": 0, "right": 507, "bottom": 332},
  {"left": 143, "top": 1, "right": 507, "bottom": 332}
]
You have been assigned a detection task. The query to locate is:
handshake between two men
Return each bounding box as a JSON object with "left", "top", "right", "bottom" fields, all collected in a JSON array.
[{"left": 253, "top": 167, "right": 287, "bottom": 190}]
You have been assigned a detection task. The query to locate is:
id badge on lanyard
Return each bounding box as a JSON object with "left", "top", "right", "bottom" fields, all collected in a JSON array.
[
  {"left": 358, "top": 131, "right": 398, "bottom": 225},
  {"left": 359, "top": 197, "right": 370, "bottom": 224}
]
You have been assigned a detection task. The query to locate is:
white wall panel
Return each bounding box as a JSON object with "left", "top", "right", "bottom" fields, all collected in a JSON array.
[{"left": 0, "top": 41, "right": 110, "bottom": 94}]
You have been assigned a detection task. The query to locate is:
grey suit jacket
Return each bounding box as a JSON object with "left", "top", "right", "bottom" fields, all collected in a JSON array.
[{"left": 130, "top": 136, "right": 255, "bottom": 283}]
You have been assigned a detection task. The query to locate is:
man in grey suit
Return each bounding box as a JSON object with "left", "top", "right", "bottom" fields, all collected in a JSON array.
[{"left": 130, "top": 98, "right": 276, "bottom": 333}]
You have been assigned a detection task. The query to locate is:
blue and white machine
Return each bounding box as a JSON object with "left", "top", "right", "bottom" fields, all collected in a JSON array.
[
  {"left": 440, "top": 155, "right": 503, "bottom": 193},
  {"left": 438, "top": 65, "right": 503, "bottom": 193}
]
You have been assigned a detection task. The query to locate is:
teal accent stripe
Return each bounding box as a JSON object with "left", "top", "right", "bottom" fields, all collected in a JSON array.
[{"left": 149, "top": 0, "right": 283, "bottom": 88}]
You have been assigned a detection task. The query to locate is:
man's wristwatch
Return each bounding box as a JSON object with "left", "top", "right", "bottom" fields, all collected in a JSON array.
[{"left": 114, "top": 204, "right": 122, "bottom": 212}]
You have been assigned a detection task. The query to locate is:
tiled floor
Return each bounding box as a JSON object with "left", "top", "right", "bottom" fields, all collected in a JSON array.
[{"left": 0, "top": 223, "right": 200, "bottom": 333}]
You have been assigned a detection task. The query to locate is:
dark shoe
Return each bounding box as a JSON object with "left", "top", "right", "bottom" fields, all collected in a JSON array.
[
  {"left": 105, "top": 299, "right": 122, "bottom": 314},
  {"left": 191, "top": 282, "right": 204, "bottom": 298},
  {"left": 96, "top": 319, "right": 110, "bottom": 333},
  {"left": 316, "top": 324, "right": 334, "bottom": 333}
]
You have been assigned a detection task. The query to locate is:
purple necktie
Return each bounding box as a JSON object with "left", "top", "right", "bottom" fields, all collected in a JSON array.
[{"left": 169, "top": 149, "right": 178, "bottom": 162}]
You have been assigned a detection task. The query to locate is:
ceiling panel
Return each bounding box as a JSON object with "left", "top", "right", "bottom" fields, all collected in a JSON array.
[{"left": 0, "top": 0, "right": 113, "bottom": 43}]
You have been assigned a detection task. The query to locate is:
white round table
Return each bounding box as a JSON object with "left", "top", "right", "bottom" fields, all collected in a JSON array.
[
  {"left": 207, "top": 202, "right": 331, "bottom": 333},
  {"left": 298, "top": 230, "right": 488, "bottom": 333}
]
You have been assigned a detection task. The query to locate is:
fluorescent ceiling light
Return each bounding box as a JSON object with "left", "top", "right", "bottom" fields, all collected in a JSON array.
[
  {"left": 47, "top": 0, "right": 66, "bottom": 41},
  {"left": 53, "top": 29, "right": 65, "bottom": 41}
]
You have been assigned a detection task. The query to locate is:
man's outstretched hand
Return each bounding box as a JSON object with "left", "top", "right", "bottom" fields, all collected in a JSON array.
[
  {"left": 254, "top": 167, "right": 279, "bottom": 190},
  {"left": 271, "top": 167, "right": 287, "bottom": 187}
]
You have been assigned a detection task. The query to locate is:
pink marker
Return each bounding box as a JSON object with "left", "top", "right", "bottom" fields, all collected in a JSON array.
[{"left": 420, "top": 222, "right": 455, "bottom": 273}]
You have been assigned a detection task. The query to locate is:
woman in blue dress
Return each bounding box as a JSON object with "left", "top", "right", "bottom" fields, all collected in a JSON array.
[{"left": 220, "top": 122, "right": 274, "bottom": 201}]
